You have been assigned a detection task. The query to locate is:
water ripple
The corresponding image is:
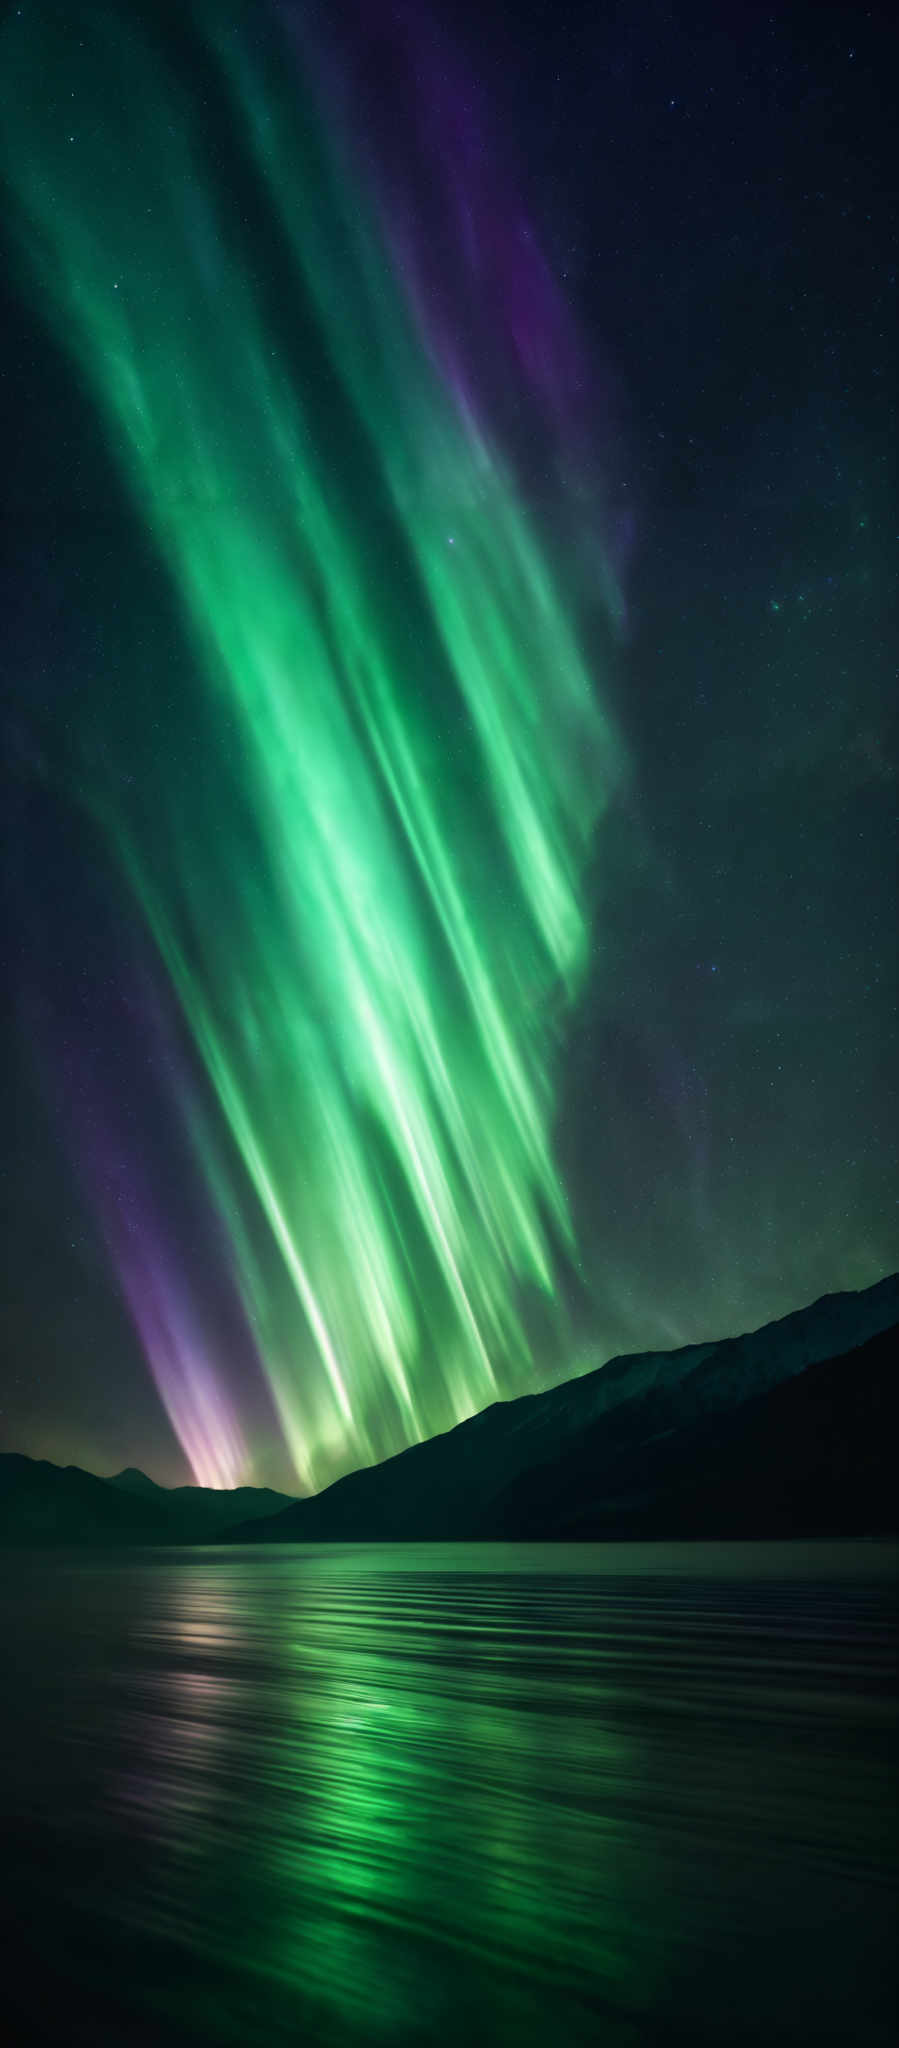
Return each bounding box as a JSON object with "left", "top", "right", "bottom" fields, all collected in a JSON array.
[{"left": 1, "top": 1542, "right": 896, "bottom": 2045}]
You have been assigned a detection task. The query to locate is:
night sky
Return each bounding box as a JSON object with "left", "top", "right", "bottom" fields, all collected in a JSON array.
[{"left": 1, "top": 0, "right": 895, "bottom": 1493}]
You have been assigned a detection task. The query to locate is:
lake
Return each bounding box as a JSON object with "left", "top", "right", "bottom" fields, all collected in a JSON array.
[{"left": 0, "top": 1542, "right": 896, "bottom": 2045}]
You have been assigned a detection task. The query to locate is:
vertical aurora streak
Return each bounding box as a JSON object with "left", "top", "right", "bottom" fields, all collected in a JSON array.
[
  {"left": 2, "top": 3, "right": 622, "bottom": 1489},
  {"left": 34, "top": 982, "right": 257, "bottom": 1490},
  {"left": 76, "top": 1138, "right": 249, "bottom": 1494}
]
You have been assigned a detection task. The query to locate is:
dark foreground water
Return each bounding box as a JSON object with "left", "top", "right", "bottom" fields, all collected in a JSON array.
[{"left": 0, "top": 1544, "right": 896, "bottom": 2047}]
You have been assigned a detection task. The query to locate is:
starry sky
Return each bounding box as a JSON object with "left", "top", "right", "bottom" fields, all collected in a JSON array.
[{"left": 0, "top": 0, "right": 895, "bottom": 1493}]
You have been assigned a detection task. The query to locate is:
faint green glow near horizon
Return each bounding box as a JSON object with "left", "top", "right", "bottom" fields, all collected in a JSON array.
[{"left": 2, "top": 5, "right": 623, "bottom": 1488}]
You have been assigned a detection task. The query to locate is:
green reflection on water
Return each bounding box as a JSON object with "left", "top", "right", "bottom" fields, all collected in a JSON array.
[
  {"left": 5, "top": 1544, "right": 896, "bottom": 2048},
  {"left": 130, "top": 1552, "right": 660, "bottom": 2044}
]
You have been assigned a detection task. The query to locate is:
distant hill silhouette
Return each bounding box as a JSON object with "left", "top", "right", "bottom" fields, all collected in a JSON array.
[
  {"left": 109, "top": 1466, "right": 164, "bottom": 1499},
  {"left": 0, "top": 1456, "right": 295, "bottom": 1546},
  {"left": 223, "top": 1273, "right": 899, "bottom": 1543},
  {"left": 108, "top": 1468, "right": 297, "bottom": 1536}
]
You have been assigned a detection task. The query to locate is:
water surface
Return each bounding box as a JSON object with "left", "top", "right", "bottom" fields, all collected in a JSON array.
[{"left": 1, "top": 1542, "right": 896, "bottom": 2045}]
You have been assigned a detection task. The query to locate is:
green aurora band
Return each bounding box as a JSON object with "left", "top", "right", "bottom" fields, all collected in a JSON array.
[{"left": 2, "top": 5, "right": 623, "bottom": 1489}]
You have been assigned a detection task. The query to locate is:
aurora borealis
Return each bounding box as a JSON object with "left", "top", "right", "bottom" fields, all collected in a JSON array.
[
  {"left": 1, "top": 0, "right": 895, "bottom": 1492},
  {"left": 2, "top": 0, "right": 623, "bottom": 1489}
]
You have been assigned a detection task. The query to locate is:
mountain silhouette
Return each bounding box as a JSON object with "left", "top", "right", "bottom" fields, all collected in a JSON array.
[
  {"left": 223, "top": 1273, "right": 898, "bottom": 1543},
  {"left": 3, "top": 1276, "right": 895, "bottom": 1547},
  {"left": 0, "top": 1456, "right": 295, "bottom": 1546}
]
